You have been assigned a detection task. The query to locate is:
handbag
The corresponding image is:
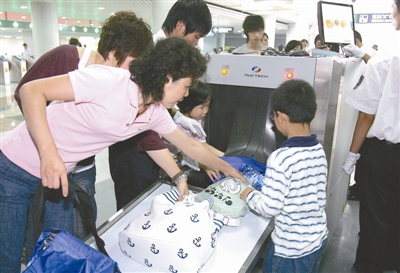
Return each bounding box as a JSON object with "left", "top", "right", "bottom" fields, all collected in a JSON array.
[
  {"left": 119, "top": 190, "right": 224, "bottom": 272},
  {"left": 195, "top": 177, "right": 250, "bottom": 226},
  {"left": 23, "top": 177, "right": 121, "bottom": 273},
  {"left": 24, "top": 228, "right": 120, "bottom": 273}
]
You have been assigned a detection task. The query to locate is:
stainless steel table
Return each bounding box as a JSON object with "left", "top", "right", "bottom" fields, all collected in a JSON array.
[{"left": 86, "top": 181, "right": 274, "bottom": 273}]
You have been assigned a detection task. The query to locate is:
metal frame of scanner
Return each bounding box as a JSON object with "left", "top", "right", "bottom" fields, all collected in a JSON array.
[{"left": 204, "top": 54, "right": 349, "bottom": 238}]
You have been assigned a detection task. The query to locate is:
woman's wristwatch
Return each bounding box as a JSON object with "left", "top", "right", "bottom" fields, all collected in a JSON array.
[{"left": 171, "top": 171, "right": 188, "bottom": 185}]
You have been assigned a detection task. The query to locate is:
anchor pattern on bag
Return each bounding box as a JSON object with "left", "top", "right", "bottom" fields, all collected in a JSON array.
[
  {"left": 164, "top": 209, "right": 173, "bottom": 215},
  {"left": 127, "top": 238, "right": 135, "bottom": 247},
  {"left": 190, "top": 213, "right": 199, "bottom": 223},
  {"left": 177, "top": 248, "right": 188, "bottom": 259},
  {"left": 193, "top": 237, "right": 202, "bottom": 247},
  {"left": 119, "top": 189, "right": 221, "bottom": 272},
  {"left": 144, "top": 258, "right": 152, "bottom": 267},
  {"left": 150, "top": 244, "right": 159, "bottom": 254},
  {"left": 142, "top": 221, "right": 151, "bottom": 230},
  {"left": 167, "top": 223, "right": 177, "bottom": 233},
  {"left": 169, "top": 265, "right": 178, "bottom": 273}
]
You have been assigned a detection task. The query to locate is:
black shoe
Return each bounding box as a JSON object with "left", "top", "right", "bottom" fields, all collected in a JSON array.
[
  {"left": 348, "top": 185, "right": 360, "bottom": 201},
  {"left": 348, "top": 193, "right": 359, "bottom": 201}
]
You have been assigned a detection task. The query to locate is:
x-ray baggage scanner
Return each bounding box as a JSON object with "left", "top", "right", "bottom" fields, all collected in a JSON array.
[
  {"left": 204, "top": 54, "right": 365, "bottom": 239},
  {"left": 85, "top": 55, "right": 364, "bottom": 272},
  {"left": 86, "top": 181, "right": 274, "bottom": 272},
  {"left": 0, "top": 56, "right": 11, "bottom": 84},
  {"left": 8, "top": 55, "right": 27, "bottom": 83}
]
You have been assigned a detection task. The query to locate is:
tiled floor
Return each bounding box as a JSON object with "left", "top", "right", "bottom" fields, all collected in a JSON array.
[{"left": 1, "top": 82, "right": 361, "bottom": 272}]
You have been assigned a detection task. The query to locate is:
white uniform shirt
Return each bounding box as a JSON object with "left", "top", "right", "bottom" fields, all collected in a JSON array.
[
  {"left": 153, "top": 29, "right": 167, "bottom": 44},
  {"left": 361, "top": 45, "right": 377, "bottom": 58},
  {"left": 346, "top": 54, "right": 400, "bottom": 144}
]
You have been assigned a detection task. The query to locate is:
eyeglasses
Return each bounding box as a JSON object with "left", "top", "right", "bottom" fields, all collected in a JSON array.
[{"left": 270, "top": 113, "right": 275, "bottom": 121}]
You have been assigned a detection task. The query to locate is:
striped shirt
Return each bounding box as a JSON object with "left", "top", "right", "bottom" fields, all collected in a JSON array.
[{"left": 246, "top": 134, "right": 328, "bottom": 258}]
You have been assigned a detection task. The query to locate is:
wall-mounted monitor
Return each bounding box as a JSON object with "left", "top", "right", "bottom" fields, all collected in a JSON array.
[{"left": 317, "top": 1, "right": 355, "bottom": 45}]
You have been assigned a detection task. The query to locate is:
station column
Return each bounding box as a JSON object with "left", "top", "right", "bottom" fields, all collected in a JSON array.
[
  {"left": 30, "top": 0, "right": 59, "bottom": 58},
  {"left": 263, "top": 15, "right": 276, "bottom": 48},
  {"left": 152, "top": 0, "right": 175, "bottom": 33}
]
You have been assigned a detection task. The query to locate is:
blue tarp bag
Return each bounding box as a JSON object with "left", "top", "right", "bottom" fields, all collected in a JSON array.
[
  {"left": 23, "top": 228, "right": 120, "bottom": 273},
  {"left": 23, "top": 177, "right": 120, "bottom": 273}
]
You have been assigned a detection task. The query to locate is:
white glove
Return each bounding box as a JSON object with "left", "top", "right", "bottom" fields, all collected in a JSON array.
[
  {"left": 173, "top": 111, "right": 206, "bottom": 138},
  {"left": 342, "top": 44, "right": 366, "bottom": 58},
  {"left": 341, "top": 151, "right": 361, "bottom": 175}
]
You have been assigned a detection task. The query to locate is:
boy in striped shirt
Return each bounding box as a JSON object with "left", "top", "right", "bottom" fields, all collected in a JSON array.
[{"left": 240, "top": 79, "right": 328, "bottom": 273}]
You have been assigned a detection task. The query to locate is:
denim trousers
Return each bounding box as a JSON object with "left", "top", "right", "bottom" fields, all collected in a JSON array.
[
  {"left": 23, "top": 165, "right": 97, "bottom": 263},
  {"left": 0, "top": 150, "right": 75, "bottom": 273},
  {"left": 70, "top": 165, "right": 97, "bottom": 240},
  {"left": 0, "top": 150, "right": 42, "bottom": 272},
  {"left": 263, "top": 238, "right": 328, "bottom": 273}
]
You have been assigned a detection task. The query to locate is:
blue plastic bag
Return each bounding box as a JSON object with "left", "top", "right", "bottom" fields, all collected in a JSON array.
[{"left": 23, "top": 228, "right": 120, "bottom": 273}]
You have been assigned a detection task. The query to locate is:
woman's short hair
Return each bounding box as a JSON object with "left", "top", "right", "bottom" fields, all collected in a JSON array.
[
  {"left": 130, "top": 37, "right": 208, "bottom": 104},
  {"left": 98, "top": 11, "right": 153, "bottom": 67}
]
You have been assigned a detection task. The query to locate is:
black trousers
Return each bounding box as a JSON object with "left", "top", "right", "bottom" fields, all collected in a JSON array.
[
  {"left": 108, "top": 136, "right": 160, "bottom": 211},
  {"left": 354, "top": 138, "right": 400, "bottom": 272}
]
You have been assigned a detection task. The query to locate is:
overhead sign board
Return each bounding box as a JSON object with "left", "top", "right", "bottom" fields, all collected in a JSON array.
[
  {"left": 355, "top": 13, "right": 392, "bottom": 24},
  {"left": 212, "top": 27, "right": 234, "bottom": 34}
]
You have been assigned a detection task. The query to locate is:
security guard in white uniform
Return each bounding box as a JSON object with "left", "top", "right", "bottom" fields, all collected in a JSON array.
[{"left": 342, "top": 1, "right": 400, "bottom": 271}]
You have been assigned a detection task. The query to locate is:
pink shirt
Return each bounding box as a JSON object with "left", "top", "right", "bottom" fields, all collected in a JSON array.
[{"left": 1, "top": 65, "right": 176, "bottom": 177}]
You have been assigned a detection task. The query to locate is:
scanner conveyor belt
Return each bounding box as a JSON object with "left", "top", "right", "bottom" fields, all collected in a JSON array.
[{"left": 86, "top": 181, "right": 274, "bottom": 272}]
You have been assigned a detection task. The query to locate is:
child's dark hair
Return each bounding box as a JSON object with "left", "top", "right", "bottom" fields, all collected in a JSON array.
[
  {"left": 129, "top": 37, "right": 208, "bottom": 105},
  {"left": 272, "top": 79, "right": 317, "bottom": 124},
  {"left": 177, "top": 81, "right": 211, "bottom": 115}
]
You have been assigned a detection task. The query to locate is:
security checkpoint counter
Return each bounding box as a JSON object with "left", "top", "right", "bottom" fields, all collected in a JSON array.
[{"left": 85, "top": 180, "right": 274, "bottom": 272}]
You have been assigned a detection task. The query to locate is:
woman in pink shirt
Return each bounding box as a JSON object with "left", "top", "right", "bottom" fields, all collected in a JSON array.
[{"left": 0, "top": 37, "right": 245, "bottom": 272}]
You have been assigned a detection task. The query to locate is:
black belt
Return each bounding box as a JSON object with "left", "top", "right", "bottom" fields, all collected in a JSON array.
[
  {"left": 76, "top": 156, "right": 95, "bottom": 167},
  {"left": 370, "top": 137, "right": 399, "bottom": 146}
]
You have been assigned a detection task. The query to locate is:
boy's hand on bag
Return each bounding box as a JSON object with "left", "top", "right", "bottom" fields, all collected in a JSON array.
[{"left": 240, "top": 187, "right": 254, "bottom": 201}]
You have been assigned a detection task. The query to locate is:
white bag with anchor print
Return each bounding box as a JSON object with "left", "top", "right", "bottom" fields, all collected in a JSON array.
[{"left": 118, "top": 190, "right": 223, "bottom": 272}]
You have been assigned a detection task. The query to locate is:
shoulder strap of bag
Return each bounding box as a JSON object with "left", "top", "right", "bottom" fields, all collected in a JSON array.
[
  {"left": 32, "top": 177, "right": 109, "bottom": 256},
  {"left": 78, "top": 47, "right": 92, "bottom": 69}
]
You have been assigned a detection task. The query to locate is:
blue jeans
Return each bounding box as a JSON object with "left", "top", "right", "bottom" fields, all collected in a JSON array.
[
  {"left": 0, "top": 150, "right": 74, "bottom": 273},
  {"left": 71, "top": 166, "right": 97, "bottom": 240},
  {"left": 263, "top": 238, "right": 328, "bottom": 273},
  {"left": 0, "top": 150, "right": 41, "bottom": 273},
  {"left": 23, "top": 166, "right": 97, "bottom": 263}
]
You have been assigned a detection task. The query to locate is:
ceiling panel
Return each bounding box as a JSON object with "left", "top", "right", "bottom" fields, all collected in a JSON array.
[{"left": 0, "top": 0, "right": 300, "bottom": 34}]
